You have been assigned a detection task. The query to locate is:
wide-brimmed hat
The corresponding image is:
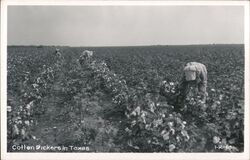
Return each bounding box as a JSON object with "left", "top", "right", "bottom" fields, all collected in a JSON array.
[
  {"left": 184, "top": 65, "right": 196, "bottom": 72},
  {"left": 184, "top": 65, "right": 197, "bottom": 81}
]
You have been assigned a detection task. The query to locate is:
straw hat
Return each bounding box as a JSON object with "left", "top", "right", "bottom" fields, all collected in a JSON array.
[{"left": 184, "top": 65, "right": 197, "bottom": 81}]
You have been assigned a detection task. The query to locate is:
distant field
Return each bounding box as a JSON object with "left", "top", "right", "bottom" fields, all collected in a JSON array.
[{"left": 7, "top": 44, "right": 244, "bottom": 152}]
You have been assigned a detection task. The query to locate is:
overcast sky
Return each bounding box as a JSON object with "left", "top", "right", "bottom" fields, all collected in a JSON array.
[{"left": 8, "top": 6, "right": 244, "bottom": 46}]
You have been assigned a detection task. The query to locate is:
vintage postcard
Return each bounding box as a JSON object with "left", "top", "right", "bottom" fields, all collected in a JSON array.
[{"left": 1, "top": 0, "right": 249, "bottom": 160}]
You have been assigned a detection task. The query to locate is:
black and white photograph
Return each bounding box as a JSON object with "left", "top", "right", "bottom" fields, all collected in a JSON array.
[{"left": 1, "top": 1, "right": 250, "bottom": 160}]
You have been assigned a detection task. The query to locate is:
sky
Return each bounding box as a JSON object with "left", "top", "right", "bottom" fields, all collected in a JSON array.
[{"left": 8, "top": 6, "right": 244, "bottom": 46}]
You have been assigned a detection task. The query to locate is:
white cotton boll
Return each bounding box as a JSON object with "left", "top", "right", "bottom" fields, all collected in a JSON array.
[
  {"left": 131, "top": 111, "right": 136, "bottom": 116},
  {"left": 141, "top": 112, "right": 146, "bottom": 117},
  {"left": 161, "top": 114, "right": 166, "bottom": 118},
  {"left": 150, "top": 107, "right": 155, "bottom": 113},
  {"left": 213, "top": 136, "right": 220, "bottom": 144},
  {"left": 163, "top": 132, "right": 170, "bottom": 140},
  {"left": 17, "top": 120, "right": 22, "bottom": 124},
  {"left": 131, "top": 120, "right": 136, "bottom": 127},
  {"left": 149, "top": 102, "right": 155, "bottom": 113},
  {"left": 169, "top": 144, "right": 176, "bottom": 152},
  {"left": 170, "top": 128, "right": 175, "bottom": 135},
  {"left": 198, "top": 100, "right": 205, "bottom": 104},
  {"left": 168, "top": 122, "right": 174, "bottom": 127},
  {"left": 7, "top": 106, "right": 12, "bottom": 112},
  {"left": 142, "top": 117, "right": 146, "bottom": 124},
  {"left": 219, "top": 95, "right": 223, "bottom": 100},
  {"left": 161, "top": 129, "right": 167, "bottom": 135},
  {"left": 21, "top": 128, "right": 26, "bottom": 138},
  {"left": 13, "top": 125, "right": 19, "bottom": 135},
  {"left": 181, "top": 130, "right": 189, "bottom": 140},
  {"left": 26, "top": 104, "right": 31, "bottom": 110},
  {"left": 149, "top": 102, "right": 155, "bottom": 107},
  {"left": 24, "top": 120, "right": 30, "bottom": 126},
  {"left": 176, "top": 136, "right": 181, "bottom": 142},
  {"left": 181, "top": 123, "right": 185, "bottom": 129},
  {"left": 125, "top": 112, "right": 130, "bottom": 118},
  {"left": 125, "top": 127, "right": 131, "bottom": 132},
  {"left": 145, "top": 124, "right": 151, "bottom": 130},
  {"left": 211, "top": 103, "right": 217, "bottom": 110},
  {"left": 134, "top": 106, "right": 141, "bottom": 115},
  {"left": 26, "top": 111, "right": 31, "bottom": 116},
  {"left": 19, "top": 106, "right": 23, "bottom": 111}
]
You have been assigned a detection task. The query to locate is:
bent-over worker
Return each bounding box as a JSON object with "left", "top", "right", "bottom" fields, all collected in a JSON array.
[
  {"left": 79, "top": 50, "right": 94, "bottom": 65},
  {"left": 178, "top": 62, "right": 208, "bottom": 105}
]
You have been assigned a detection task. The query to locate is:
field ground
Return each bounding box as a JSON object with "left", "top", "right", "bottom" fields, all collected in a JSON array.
[{"left": 7, "top": 44, "right": 244, "bottom": 152}]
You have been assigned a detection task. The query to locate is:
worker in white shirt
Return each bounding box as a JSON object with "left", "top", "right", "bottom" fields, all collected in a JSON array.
[{"left": 178, "top": 62, "right": 208, "bottom": 105}]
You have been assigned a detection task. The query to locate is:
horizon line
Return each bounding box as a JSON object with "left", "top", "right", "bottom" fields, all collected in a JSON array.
[{"left": 7, "top": 43, "right": 244, "bottom": 48}]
